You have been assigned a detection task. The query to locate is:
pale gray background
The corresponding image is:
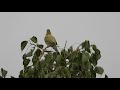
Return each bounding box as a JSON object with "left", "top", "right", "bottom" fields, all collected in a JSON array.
[{"left": 0, "top": 12, "right": 120, "bottom": 78}]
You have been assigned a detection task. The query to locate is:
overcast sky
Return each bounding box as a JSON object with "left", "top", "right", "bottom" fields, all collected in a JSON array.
[{"left": 0, "top": 12, "right": 120, "bottom": 78}]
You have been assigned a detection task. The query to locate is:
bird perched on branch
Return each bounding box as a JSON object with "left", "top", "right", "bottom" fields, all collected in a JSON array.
[{"left": 44, "top": 29, "right": 59, "bottom": 53}]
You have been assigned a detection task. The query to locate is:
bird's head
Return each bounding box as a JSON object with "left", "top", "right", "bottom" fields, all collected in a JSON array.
[{"left": 46, "top": 29, "right": 51, "bottom": 35}]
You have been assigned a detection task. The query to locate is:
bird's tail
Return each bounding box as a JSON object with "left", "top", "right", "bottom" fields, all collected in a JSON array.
[{"left": 52, "top": 46, "right": 60, "bottom": 54}]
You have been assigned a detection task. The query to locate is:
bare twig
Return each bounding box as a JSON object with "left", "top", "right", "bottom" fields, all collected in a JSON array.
[
  {"left": 64, "top": 40, "right": 67, "bottom": 50},
  {"left": 39, "top": 46, "right": 50, "bottom": 60}
]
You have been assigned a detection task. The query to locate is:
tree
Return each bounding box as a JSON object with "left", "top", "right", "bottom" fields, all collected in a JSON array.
[{"left": 0, "top": 36, "right": 108, "bottom": 78}]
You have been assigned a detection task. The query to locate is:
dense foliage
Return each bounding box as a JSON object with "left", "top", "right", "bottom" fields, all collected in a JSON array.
[{"left": 0, "top": 36, "right": 108, "bottom": 78}]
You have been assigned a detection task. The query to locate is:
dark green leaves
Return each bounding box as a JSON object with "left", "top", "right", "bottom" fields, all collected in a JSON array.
[
  {"left": 24, "top": 66, "right": 34, "bottom": 78},
  {"left": 34, "top": 49, "right": 41, "bottom": 57},
  {"left": 95, "top": 66, "right": 104, "bottom": 75},
  {"left": 68, "top": 46, "right": 73, "bottom": 53},
  {"left": 95, "top": 49, "right": 101, "bottom": 61},
  {"left": 92, "top": 45, "right": 97, "bottom": 51},
  {"left": 92, "top": 44, "right": 101, "bottom": 61},
  {"left": 89, "top": 53, "right": 97, "bottom": 66},
  {"left": 82, "top": 51, "right": 90, "bottom": 64},
  {"left": 19, "top": 70, "right": 24, "bottom": 78},
  {"left": 90, "top": 66, "right": 96, "bottom": 78},
  {"left": 32, "top": 55, "right": 39, "bottom": 65},
  {"left": 84, "top": 61, "right": 92, "bottom": 70},
  {"left": 11, "top": 76, "right": 15, "bottom": 78},
  {"left": 19, "top": 37, "right": 107, "bottom": 78},
  {"left": 23, "top": 59, "right": 30, "bottom": 68},
  {"left": 1, "top": 68, "right": 7, "bottom": 78},
  {"left": 85, "top": 40, "right": 90, "bottom": 53},
  {"left": 105, "top": 74, "right": 108, "bottom": 78},
  {"left": 30, "top": 36, "right": 37, "bottom": 43},
  {"left": 37, "top": 44, "right": 44, "bottom": 49},
  {"left": 21, "top": 41, "right": 28, "bottom": 51},
  {"left": 26, "top": 48, "right": 35, "bottom": 57}
]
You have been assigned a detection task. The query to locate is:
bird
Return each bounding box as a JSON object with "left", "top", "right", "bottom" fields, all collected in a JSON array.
[{"left": 44, "top": 29, "right": 59, "bottom": 53}]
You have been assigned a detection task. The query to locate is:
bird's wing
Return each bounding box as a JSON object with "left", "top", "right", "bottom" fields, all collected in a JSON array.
[
  {"left": 44, "top": 34, "right": 57, "bottom": 46},
  {"left": 51, "top": 36, "right": 57, "bottom": 45}
]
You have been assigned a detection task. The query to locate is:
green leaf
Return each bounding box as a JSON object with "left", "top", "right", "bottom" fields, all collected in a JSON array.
[
  {"left": 105, "top": 74, "right": 108, "bottom": 78},
  {"left": 34, "top": 49, "right": 41, "bottom": 57},
  {"left": 95, "top": 66, "right": 104, "bottom": 75},
  {"left": 11, "top": 76, "right": 15, "bottom": 78},
  {"left": 56, "top": 55, "right": 61, "bottom": 62},
  {"left": 68, "top": 46, "right": 73, "bottom": 53},
  {"left": 19, "top": 70, "right": 24, "bottom": 78},
  {"left": 53, "top": 52, "right": 57, "bottom": 60},
  {"left": 1, "top": 68, "right": 7, "bottom": 78},
  {"left": 63, "top": 67, "right": 71, "bottom": 78},
  {"left": 22, "top": 54, "right": 27, "bottom": 60},
  {"left": 57, "top": 75, "right": 61, "bottom": 78},
  {"left": 23, "top": 59, "right": 30, "bottom": 68},
  {"left": 32, "top": 55, "right": 39, "bottom": 65},
  {"left": 85, "top": 71, "right": 91, "bottom": 78},
  {"left": 95, "top": 49, "right": 101, "bottom": 61},
  {"left": 81, "top": 41, "right": 85, "bottom": 49},
  {"left": 82, "top": 51, "right": 90, "bottom": 64},
  {"left": 24, "top": 67, "right": 34, "bottom": 78},
  {"left": 60, "top": 57, "right": 66, "bottom": 66},
  {"left": 90, "top": 66, "right": 96, "bottom": 78},
  {"left": 21, "top": 41, "right": 28, "bottom": 51},
  {"left": 26, "top": 48, "right": 35, "bottom": 57},
  {"left": 37, "top": 44, "right": 44, "bottom": 49},
  {"left": 30, "top": 36, "right": 37, "bottom": 43},
  {"left": 89, "top": 53, "right": 97, "bottom": 66},
  {"left": 92, "top": 44, "right": 97, "bottom": 51},
  {"left": 85, "top": 40, "right": 91, "bottom": 53},
  {"left": 84, "top": 61, "right": 92, "bottom": 70},
  {"left": 44, "top": 74, "right": 50, "bottom": 78}
]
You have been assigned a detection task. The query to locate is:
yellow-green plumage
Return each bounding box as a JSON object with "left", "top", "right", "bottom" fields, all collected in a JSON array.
[{"left": 44, "top": 29, "right": 58, "bottom": 52}]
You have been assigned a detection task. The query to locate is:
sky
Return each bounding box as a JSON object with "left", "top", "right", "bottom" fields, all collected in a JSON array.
[{"left": 0, "top": 12, "right": 120, "bottom": 78}]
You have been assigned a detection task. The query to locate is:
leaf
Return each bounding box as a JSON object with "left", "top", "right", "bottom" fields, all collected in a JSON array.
[
  {"left": 23, "top": 59, "right": 30, "bottom": 68},
  {"left": 19, "top": 70, "right": 24, "bottom": 78},
  {"left": 22, "top": 54, "right": 27, "bottom": 60},
  {"left": 105, "top": 74, "right": 108, "bottom": 78},
  {"left": 21, "top": 41, "right": 28, "bottom": 51},
  {"left": 30, "top": 36, "right": 37, "bottom": 43},
  {"left": 92, "top": 44, "right": 97, "bottom": 51},
  {"left": 56, "top": 55, "right": 61, "bottom": 62},
  {"left": 60, "top": 56, "right": 66, "bottom": 66},
  {"left": 69, "top": 46, "right": 73, "bottom": 53},
  {"left": 37, "top": 44, "right": 44, "bottom": 49},
  {"left": 95, "top": 66, "right": 104, "bottom": 75},
  {"left": 84, "top": 61, "right": 92, "bottom": 70},
  {"left": 1, "top": 68, "right": 8, "bottom": 78},
  {"left": 34, "top": 49, "right": 41, "bottom": 57},
  {"left": 57, "top": 75, "right": 61, "bottom": 78},
  {"left": 11, "top": 76, "right": 15, "bottom": 78},
  {"left": 82, "top": 51, "right": 90, "bottom": 64},
  {"left": 44, "top": 74, "right": 50, "bottom": 78},
  {"left": 89, "top": 53, "right": 97, "bottom": 66},
  {"left": 81, "top": 41, "right": 85, "bottom": 49},
  {"left": 85, "top": 40, "right": 91, "bottom": 53},
  {"left": 26, "top": 48, "right": 35, "bottom": 57},
  {"left": 53, "top": 52, "right": 57, "bottom": 60},
  {"left": 95, "top": 49, "right": 101, "bottom": 61},
  {"left": 90, "top": 66, "right": 96, "bottom": 78},
  {"left": 32, "top": 55, "right": 39, "bottom": 65},
  {"left": 24, "top": 67, "right": 34, "bottom": 78},
  {"left": 63, "top": 67, "right": 71, "bottom": 78},
  {"left": 85, "top": 71, "right": 91, "bottom": 78}
]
